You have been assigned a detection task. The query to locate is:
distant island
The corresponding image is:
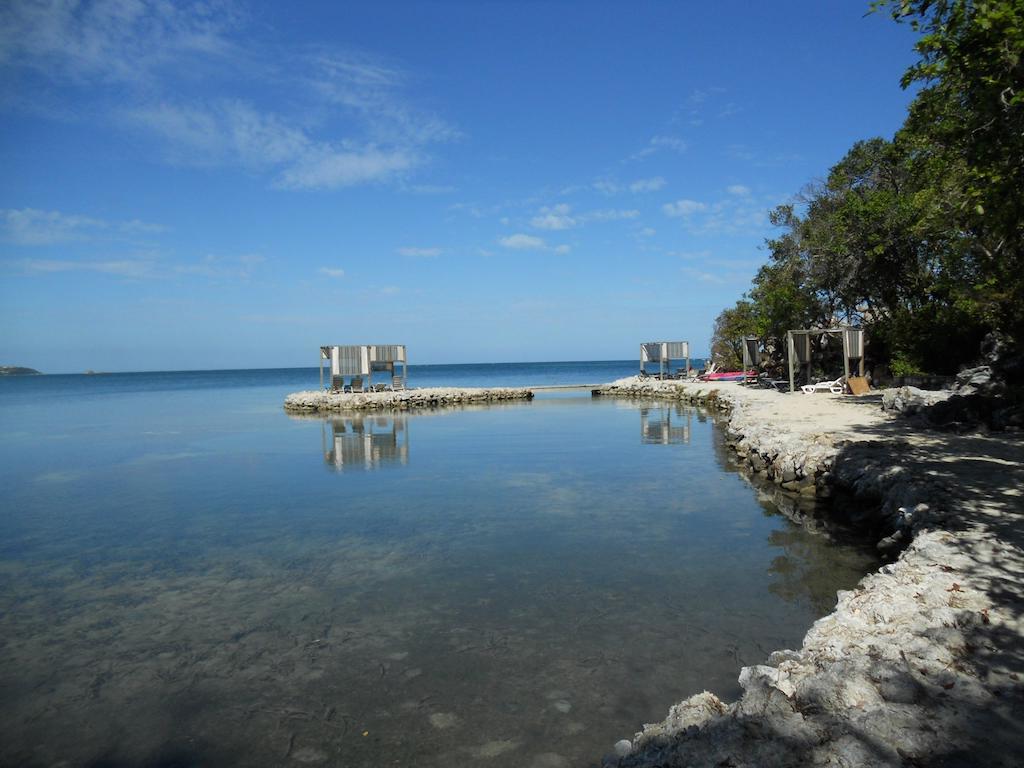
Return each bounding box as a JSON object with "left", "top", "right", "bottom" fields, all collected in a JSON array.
[{"left": 0, "top": 366, "right": 42, "bottom": 376}]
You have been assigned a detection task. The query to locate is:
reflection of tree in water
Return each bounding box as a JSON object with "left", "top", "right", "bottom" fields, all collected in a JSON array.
[
  {"left": 321, "top": 412, "right": 409, "bottom": 471},
  {"left": 764, "top": 521, "right": 877, "bottom": 615}
]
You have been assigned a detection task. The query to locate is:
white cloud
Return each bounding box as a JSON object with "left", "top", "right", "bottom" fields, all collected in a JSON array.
[
  {"left": 531, "top": 203, "right": 576, "bottom": 230},
  {"left": 319, "top": 267, "right": 346, "bottom": 278},
  {"left": 727, "top": 184, "right": 751, "bottom": 197},
  {"left": 2, "top": 2, "right": 455, "bottom": 191},
  {"left": 553, "top": 244, "right": 571, "bottom": 255},
  {"left": 585, "top": 208, "right": 639, "bottom": 222},
  {"left": 592, "top": 179, "right": 620, "bottom": 196},
  {"left": 638, "top": 227, "right": 656, "bottom": 237},
  {"left": 681, "top": 267, "right": 727, "bottom": 284},
  {"left": 15, "top": 257, "right": 156, "bottom": 278},
  {"left": 174, "top": 253, "right": 265, "bottom": 279},
  {"left": 1, "top": 208, "right": 165, "bottom": 245},
  {"left": 630, "top": 135, "right": 688, "bottom": 161},
  {"left": 379, "top": 285, "right": 400, "bottom": 295},
  {"left": 397, "top": 246, "right": 441, "bottom": 257},
  {"left": 0, "top": 0, "right": 237, "bottom": 85},
  {"left": 499, "top": 233, "right": 546, "bottom": 250},
  {"left": 629, "top": 177, "right": 666, "bottom": 193},
  {"left": 278, "top": 145, "right": 416, "bottom": 189},
  {"left": 124, "top": 100, "right": 419, "bottom": 189},
  {"left": 662, "top": 199, "right": 707, "bottom": 218}
]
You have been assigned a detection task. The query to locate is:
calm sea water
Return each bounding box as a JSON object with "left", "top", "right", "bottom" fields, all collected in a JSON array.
[{"left": 0, "top": 363, "right": 873, "bottom": 768}]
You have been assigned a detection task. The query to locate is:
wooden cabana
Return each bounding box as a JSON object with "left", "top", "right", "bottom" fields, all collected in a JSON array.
[
  {"left": 640, "top": 341, "right": 690, "bottom": 379},
  {"left": 741, "top": 336, "right": 761, "bottom": 384},
  {"left": 319, "top": 344, "right": 408, "bottom": 391},
  {"left": 786, "top": 327, "right": 865, "bottom": 393}
]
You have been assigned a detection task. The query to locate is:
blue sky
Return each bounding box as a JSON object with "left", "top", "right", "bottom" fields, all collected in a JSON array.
[{"left": 0, "top": 1, "right": 919, "bottom": 373}]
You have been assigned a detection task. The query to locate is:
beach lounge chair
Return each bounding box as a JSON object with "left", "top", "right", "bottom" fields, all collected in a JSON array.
[{"left": 801, "top": 377, "right": 846, "bottom": 395}]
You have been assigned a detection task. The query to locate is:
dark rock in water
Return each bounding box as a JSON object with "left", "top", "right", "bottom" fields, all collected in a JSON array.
[{"left": 0, "top": 366, "right": 41, "bottom": 376}]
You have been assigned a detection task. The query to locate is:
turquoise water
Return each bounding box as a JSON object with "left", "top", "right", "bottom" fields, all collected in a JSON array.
[{"left": 0, "top": 365, "right": 873, "bottom": 767}]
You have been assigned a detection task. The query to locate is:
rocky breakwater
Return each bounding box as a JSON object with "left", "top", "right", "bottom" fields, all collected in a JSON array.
[
  {"left": 599, "top": 379, "right": 1024, "bottom": 767},
  {"left": 284, "top": 386, "right": 533, "bottom": 412}
]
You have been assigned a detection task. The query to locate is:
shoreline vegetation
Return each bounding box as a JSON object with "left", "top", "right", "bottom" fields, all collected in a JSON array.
[
  {"left": 0, "top": 366, "right": 41, "bottom": 376},
  {"left": 710, "top": 0, "right": 1023, "bottom": 404}
]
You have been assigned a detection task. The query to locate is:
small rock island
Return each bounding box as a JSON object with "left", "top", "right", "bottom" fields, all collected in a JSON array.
[{"left": 0, "top": 366, "right": 42, "bottom": 376}]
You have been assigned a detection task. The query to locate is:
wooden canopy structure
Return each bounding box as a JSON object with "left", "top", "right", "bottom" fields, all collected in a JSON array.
[
  {"left": 786, "top": 327, "right": 865, "bottom": 393},
  {"left": 319, "top": 344, "right": 408, "bottom": 391},
  {"left": 741, "top": 336, "right": 761, "bottom": 384},
  {"left": 640, "top": 341, "right": 690, "bottom": 379}
]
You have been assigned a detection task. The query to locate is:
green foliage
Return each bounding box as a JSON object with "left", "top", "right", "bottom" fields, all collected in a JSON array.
[
  {"left": 711, "top": 300, "right": 758, "bottom": 368},
  {"left": 877, "top": 0, "right": 1024, "bottom": 335},
  {"left": 719, "top": 1, "right": 1023, "bottom": 376},
  {"left": 889, "top": 354, "right": 925, "bottom": 378}
]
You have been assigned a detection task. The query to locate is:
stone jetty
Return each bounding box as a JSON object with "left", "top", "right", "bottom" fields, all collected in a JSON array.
[
  {"left": 284, "top": 386, "right": 533, "bottom": 412},
  {"left": 596, "top": 376, "right": 1024, "bottom": 768}
]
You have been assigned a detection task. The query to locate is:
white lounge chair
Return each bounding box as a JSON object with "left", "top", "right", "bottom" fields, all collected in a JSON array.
[{"left": 801, "top": 377, "right": 846, "bottom": 395}]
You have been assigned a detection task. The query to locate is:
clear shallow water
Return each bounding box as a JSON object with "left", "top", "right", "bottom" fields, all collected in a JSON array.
[{"left": 0, "top": 366, "right": 873, "bottom": 767}]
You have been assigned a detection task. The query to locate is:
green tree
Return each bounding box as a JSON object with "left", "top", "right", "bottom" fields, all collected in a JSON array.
[
  {"left": 710, "top": 299, "right": 758, "bottom": 368},
  {"left": 878, "top": 0, "right": 1024, "bottom": 337}
]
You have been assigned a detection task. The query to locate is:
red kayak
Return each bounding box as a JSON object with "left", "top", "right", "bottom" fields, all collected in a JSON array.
[{"left": 700, "top": 370, "right": 757, "bottom": 381}]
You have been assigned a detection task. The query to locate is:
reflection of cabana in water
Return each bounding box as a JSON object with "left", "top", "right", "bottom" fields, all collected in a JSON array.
[
  {"left": 640, "top": 341, "right": 690, "bottom": 379},
  {"left": 321, "top": 413, "right": 408, "bottom": 470},
  {"left": 319, "top": 344, "right": 408, "bottom": 391},
  {"left": 640, "top": 406, "right": 692, "bottom": 445},
  {"left": 786, "top": 327, "right": 865, "bottom": 393}
]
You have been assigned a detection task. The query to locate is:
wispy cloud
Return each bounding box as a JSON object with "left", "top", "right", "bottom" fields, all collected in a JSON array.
[
  {"left": 528, "top": 203, "right": 639, "bottom": 231},
  {"left": 2, "top": 2, "right": 455, "bottom": 191},
  {"left": 662, "top": 199, "right": 707, "bottom": 218},
  {"left": 9, "top": 250, "right": 264, "bottom": 280},
  {"left": 585, "top": 177, "right": 667, "bottom": 196},
  {"left": 585, "top": 208, "right": 639, "bottom": 222},
  {"left": 531, "top": 204, "right": 576, "bottom": 230},
  {"left": 319, "top": 267, "right": 346, "bottom": 278},
  {"left": 1, "top": 208, "right": 165, "bottom": 245},
  {"left": 663, "top": 192, "right": 786, "bottom": 236},
  {"left": 14, "top": 257, "right": 157, "bottom": 278},
  {"left": 629, "top": 177, "right": 666, "bottom": 193},
  {"left": 498, "top": 233, "right": 571, "bottom": 255},
  {"left": 397, "top": 246, "right": 441, "bottom": 257},
  {"left": 173, "top": 253, "right": 265, "bottom": 279},
  {"left": 629, "top": 135, "right": 688, "bottom": 161},
  {"left": 499, "top": 233, "right": 546, "bottom": 250},
  {"left": 0, "top": 0, "right": 238, "bottom": 85}
]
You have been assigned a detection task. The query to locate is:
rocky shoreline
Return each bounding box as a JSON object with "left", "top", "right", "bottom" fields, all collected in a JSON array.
[
  {"left": 594, "top": 377, "right": 1024, "bottom": 767},
  {"left": 283, "top": 386, "right": 533, "bottom": 412}
]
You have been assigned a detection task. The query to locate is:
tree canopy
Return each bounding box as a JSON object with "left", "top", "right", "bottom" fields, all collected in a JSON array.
[{"left": 712, "top": 0, "right": 1023, "bottom": 376}]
